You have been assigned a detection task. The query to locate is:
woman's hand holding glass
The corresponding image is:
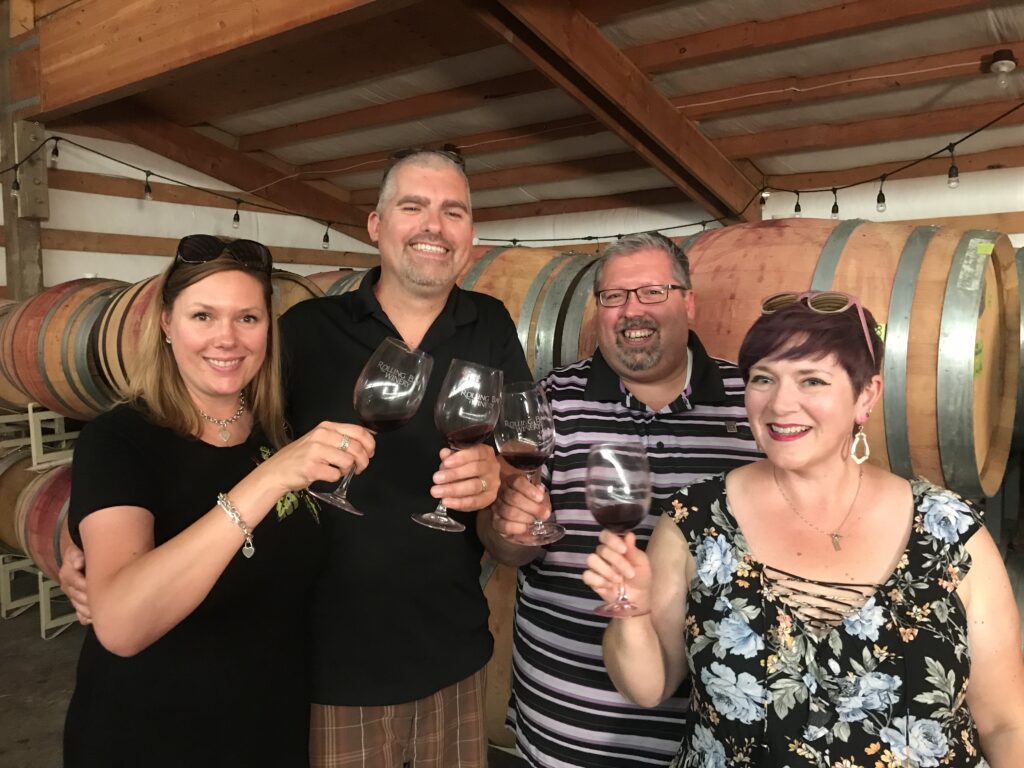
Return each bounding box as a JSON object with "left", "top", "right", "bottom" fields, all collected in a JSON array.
[
  {"left": 267, "top": 421, "right": 375, "bottom": 496},
  {"left": 583, "top": 529, "right": 654, "bottom": 616}
]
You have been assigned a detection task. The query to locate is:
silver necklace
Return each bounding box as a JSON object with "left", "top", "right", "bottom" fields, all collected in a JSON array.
[
  {"left": 772, "top": 464, "right": 863, "bottom": 551},
  {"left": 199, "top": 392, "right": 246, "bottom": 442}
]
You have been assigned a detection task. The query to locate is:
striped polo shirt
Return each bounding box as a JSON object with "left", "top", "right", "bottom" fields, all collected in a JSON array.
[{"left": 507, "top": 333, "right": 761, "bottom": 767}]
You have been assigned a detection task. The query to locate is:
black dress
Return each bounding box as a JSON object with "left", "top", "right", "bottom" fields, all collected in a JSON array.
[
  {"left": 668, "top": 474, "right": 984, "bottom": 768},
  {"left": 63, "top": 405, "right": 325, "bottom": 768}
]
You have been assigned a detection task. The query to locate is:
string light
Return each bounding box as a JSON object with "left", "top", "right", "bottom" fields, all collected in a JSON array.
[
  {"left": 876, "top": 175, "right": 887, "bottom": 213},
  {"left": 759, "top": 188, "right": 770, "bottom": 207},
  {"left": 793, "top": 191, "right": 802, "bottom": 218},
  {"left": 10, "top": 170, "right": 20, "bottom": 199},
  {"left": 50, "top": 139, "right": 60, "bottom": 165},
  {"left": 321, "top": 222, "right": 331, "bottom": 249},
  {"left": 143, "top": 171, "right": 153, "bottom": 201},
  {"left": 946, "top": 145, "right": 960, "bottom": 189},
  {"left": 830, "top": 188, "right": 839, "bottom": 219},
  {"left": 232, "top": 199, "right": 241, "bottom": 229}
]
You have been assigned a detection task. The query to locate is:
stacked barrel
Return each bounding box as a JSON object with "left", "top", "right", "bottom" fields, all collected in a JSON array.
[{"left": 0, "top": 269, "right": 326, "bottom": 583}]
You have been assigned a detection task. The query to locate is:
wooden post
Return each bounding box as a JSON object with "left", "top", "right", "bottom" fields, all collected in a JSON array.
[{"left": 1, "top": 0, "right": 44, "bottom": 300}]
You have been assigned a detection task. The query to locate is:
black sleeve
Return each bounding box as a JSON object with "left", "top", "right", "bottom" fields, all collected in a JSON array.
[{"left": 68, "top": 408, "right": 159, "bottom": 547}]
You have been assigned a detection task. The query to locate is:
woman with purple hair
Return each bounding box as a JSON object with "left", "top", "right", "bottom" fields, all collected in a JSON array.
[{"left": 585, "top": 291, "right": 1024, "bottom": 767}]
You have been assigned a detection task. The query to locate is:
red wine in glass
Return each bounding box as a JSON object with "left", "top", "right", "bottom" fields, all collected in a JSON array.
[
  {"left": 413, "top": 359, "right": 503, "bottom": 532},
  {"left": 585, "top": 443, "right": 651, "bottom": 618},
  {"left": 495, "top": 382, "right": 563, "bottom": 546},
  {"left": 309, "top": 337, "right": 432, "bottom": 515}
]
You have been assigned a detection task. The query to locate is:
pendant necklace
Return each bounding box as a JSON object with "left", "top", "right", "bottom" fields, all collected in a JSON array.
[
  {"left": 772, "top": 464, "right": 863, "bottom": 551},
  {"left": 199, "top": 392, "right": 246, "bottom": 442}
]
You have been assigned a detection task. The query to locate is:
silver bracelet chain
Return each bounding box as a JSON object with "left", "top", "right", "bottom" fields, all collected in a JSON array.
[{"left": 217, "top": 493, "right": 254, "bottom": 559}]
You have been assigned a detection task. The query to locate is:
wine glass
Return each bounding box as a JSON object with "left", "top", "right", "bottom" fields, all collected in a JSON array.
[
  {"left": 413, "top": 359, "right": 503, "bottom": 532},
  {"left": 495, "top": 381, "right": 563, "bottom": 545},
  {"left": 309, "top": 337, "right": 433, "bottom": 515},
  {"left": 585, "top": 442, "right": 651, "bottom": 618}
]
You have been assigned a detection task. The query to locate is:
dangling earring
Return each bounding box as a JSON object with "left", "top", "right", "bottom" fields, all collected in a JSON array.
[{"left": 851, "top": 425, "right": 870, "bottom": 465}]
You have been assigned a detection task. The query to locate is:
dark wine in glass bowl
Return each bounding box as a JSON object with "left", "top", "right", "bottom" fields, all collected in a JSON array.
[
  {"left": 585, "top": 442, "right": 651, "bottom": 618},
  {"left": 309, "top": 337, "right": 432, "bottom": 515},
  {"left": 495, "top": 382, "right": 563, "bottom": 546},
  {"left": 591, "top": 502, "right": 647, "bottom": 534},
  {"left": 413, "top": 359, "right": 503, "bottom": 532}
]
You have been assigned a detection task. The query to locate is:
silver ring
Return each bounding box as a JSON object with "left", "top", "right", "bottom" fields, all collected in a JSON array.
[
  {"left": 339, "top": 435, "right": 350, "bottom": 452},
  {"left": 479, "top": 477, "right": 488, "bottom": 494}
]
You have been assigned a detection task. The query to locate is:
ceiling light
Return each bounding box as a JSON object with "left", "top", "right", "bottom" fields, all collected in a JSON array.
[{"left": 990, "top": 49, "right": 1017, "bottom": 89}]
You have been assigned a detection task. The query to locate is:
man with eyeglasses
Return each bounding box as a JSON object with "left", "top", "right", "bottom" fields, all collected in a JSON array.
[
  {"left": 482, "top": 231, "right": 761, "bottom": 767},
  {"left": 280, "top": 148, "right": 531, "bottom": 767}
]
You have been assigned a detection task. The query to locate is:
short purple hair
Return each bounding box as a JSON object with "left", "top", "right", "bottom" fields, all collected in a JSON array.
[{"left": 737, "top": 301, "right": 883, "bottom": 396}]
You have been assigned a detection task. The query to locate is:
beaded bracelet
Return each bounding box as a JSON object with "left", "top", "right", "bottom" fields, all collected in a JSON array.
[{"left": 217, "top": 493, "right": 254, "bottom": 558}]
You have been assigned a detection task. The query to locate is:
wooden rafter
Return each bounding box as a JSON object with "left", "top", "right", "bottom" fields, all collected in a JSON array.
[
  {"left": 714, "top": 99, "right": 1024, "bottom": 159},
  {"left": 473, "top": 187, "right": 687, "bottom": 223},
  {"left": 474, "top": 0, "right": 757, "bottom": 220},
  {"left": 628, "top": 0, "right": 995, "bottom": 74},
  {"left": 348, "top": 152, "right": 646, "bottom": 205},
  {"left": 297, "top": 116, "right": 607, "bottom": 178},
  {"left": 82, "top": 102, "right": 373, "bottom": 242},
  {"left": 25, "top": 0, "right": 417, "bottom": 120}
]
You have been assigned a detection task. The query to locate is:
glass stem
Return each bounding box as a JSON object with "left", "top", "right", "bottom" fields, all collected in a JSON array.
[
  {"left": 335, "top": 466, "right": 356, "bottom": 498},
  {"left": 528, "top": 469, "right": 545, "bottom": 533}
]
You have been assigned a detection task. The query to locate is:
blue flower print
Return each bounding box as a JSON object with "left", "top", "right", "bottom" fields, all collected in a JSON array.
[
  {"left": 879, "top": 716, "right": 949, "bottom": 767},
  {"left": 802, "top": 672, "right": 818, "bottom": 695},
  {"left": 842, "top": 596, "right": 885, "bottom": 641},
  {"left": 835, "top": 671, "right": 902, "bottom": 722},
  {"left": 803, "top": 725, "right": 828, "bottom": 742},
  {"left": 695, "top": 534, "right": 737, "bottom": 587},
  {"left": 690, "top": 725, "right": 727, "bottom": 768},
  {"left": 700, "top": 662, "right": 767, "bottom": 724},
  {"left": 717, "top": 612, "right": 764, "bottom": 658},
  {"left": 918, "top": 491, "right": 973, "bottom": 544}
]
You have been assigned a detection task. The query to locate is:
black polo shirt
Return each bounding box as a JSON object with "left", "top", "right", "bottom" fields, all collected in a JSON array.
[{"left": 279, "top": 267, "right": 530, "bottom": 705}]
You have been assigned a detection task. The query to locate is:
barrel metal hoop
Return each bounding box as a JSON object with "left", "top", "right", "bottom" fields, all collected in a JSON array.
[
  {"left": 535, "top": 255, "right": 599, "bottom": 377},
  {"left": 519, "top": 253, "right": 578, "bottom": 376},
  {"left": 66, "top": 286, "right": 122, "bottom": 414},
  {"left": 558, "top": 259, "right": 600, "bottom": 369},
  {"left": 810, "top": 219, "right": 866, "bottom": 291},
  {"left": 327, "top": 271, "right": 365, "bottom": 296},
  {"left": 937, "top": 231, "right": 994, "bottom": 499},
  {"left": 679, "top": 231, "right": 707, "bottom": 253},
  {"left": 460, "top": 248, "right": 509, "bottom": 291},
  {"left": 883, "top": 226, "right": 938, "bottom": 479},
  {"left": 36, "top": 290, "right": 77, "bottom": 416}
]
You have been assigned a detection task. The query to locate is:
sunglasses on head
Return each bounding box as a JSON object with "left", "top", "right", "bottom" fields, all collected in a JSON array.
[
  {"left": 174, "top": 235, "right": 272, "bottom": 275},
  {"left": 760, "top": 290, "right": 877, "bottom": 364}
]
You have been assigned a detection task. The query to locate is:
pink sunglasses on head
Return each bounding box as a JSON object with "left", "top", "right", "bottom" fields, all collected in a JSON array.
[{"left": 760, "top": 291, "right": 877, "bottom": 364}]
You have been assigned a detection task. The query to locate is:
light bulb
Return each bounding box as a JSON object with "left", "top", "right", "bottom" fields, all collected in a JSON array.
[
  {"left": 876, "top": 191, "right": 887, "bottom": 213},
  {"left": 947, "top": 165, "right": 960, "bottom": 189}
]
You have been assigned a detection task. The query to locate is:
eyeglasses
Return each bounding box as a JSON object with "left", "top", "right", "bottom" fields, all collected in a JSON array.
[
  {"left": 760, "top": 291, "right": 876, "bottom": 363},
  {"left": 174, "top": 235, "right": 272, "bottom": 275},
  {"left": 595, "top": 284, "right": 688, "bottom": 308}
]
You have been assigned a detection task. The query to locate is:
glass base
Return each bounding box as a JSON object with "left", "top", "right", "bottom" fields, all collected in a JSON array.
[
  {"left": 594, "top": 600, "right": 650, "bottom": 618},
  {"left": 412, "top": 512, "right": 465, "bottom": 532},
  {"left": 506, "top": 522, "right": 565, "bottom": 546},
  {"left": 308, "top": 490, "right": 363, "bottom": 516}
]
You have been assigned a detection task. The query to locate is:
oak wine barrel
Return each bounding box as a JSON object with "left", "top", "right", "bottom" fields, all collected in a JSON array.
[
  {"left": 0, "top": 449, "right": 36, "bottom": 555},
  {"left": 0, "top": 301, "right": 33, "bottom": 412},
  {"left": 270, "top": 270, "right": 324, "bottom": 319},
  {"left": 0, "top": 279, "right": 127, "bottom": 420},
  {"left": 15, "top": 463, "right": 72, "bottom": 582},
  {"left": 684, "top": 218, "right": 1018, "bottom": 500}
]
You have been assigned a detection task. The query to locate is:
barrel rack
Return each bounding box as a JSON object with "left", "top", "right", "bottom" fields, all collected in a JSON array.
[{"left": 0, "top": 404, "right": 78, "bottom": 639}]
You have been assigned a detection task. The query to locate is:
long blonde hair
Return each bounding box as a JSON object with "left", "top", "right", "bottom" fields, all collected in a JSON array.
[{"left": 128, "top": 258, "right": 288, "bottom": 448}]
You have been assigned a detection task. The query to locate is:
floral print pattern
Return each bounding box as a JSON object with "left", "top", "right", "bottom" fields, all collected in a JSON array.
[{"left": 668, "top": 476, "right": 985, "bottom": 768}]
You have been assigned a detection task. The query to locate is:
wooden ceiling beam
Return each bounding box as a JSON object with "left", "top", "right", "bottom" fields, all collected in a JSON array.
[
  {"left": 25, "top": 0, "right": 414, "bottom": 120},
  {"left": 473, "top": 187, "right": 688, "bottom": 223},
  {"left": 348, "top": 151, "right": 646, "bottom": 204},
  {"left": 765, "top": 145, "right": 1024, "bottom": 190},
  {"left": 629, "top": 0, "right": 995, "bottom": 74},
  {"left": 239, "top": 70, "right": 553, "bottom": 152},
  {"left": 474, "top": 0, "right": 758, "bottom": 220},
  {"left": 296, "top": 116, "right": 606, "bottom": 177},
  {"left": 82, "top": 102, "right": 373, "bottom": 242},
  {"left": 675, "top": 42, "right": 1023, "bottom": 120},
  {"left": 714, "top": 99, "right": 1024, "bottom": 159}
]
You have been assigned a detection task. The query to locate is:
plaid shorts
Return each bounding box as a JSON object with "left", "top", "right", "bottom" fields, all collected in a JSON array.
[{"left": 310, "top": 668, "right": 488, "bottom": 767}]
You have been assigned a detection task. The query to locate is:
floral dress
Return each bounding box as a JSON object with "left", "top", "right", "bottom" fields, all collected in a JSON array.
[{"left": 668, "top": 474, "right": 987, "bottom": 768}]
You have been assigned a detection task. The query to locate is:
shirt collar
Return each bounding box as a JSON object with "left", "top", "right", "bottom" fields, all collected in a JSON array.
[{"left": 583, "top": 331, "right": 728, "bottom": 411}]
